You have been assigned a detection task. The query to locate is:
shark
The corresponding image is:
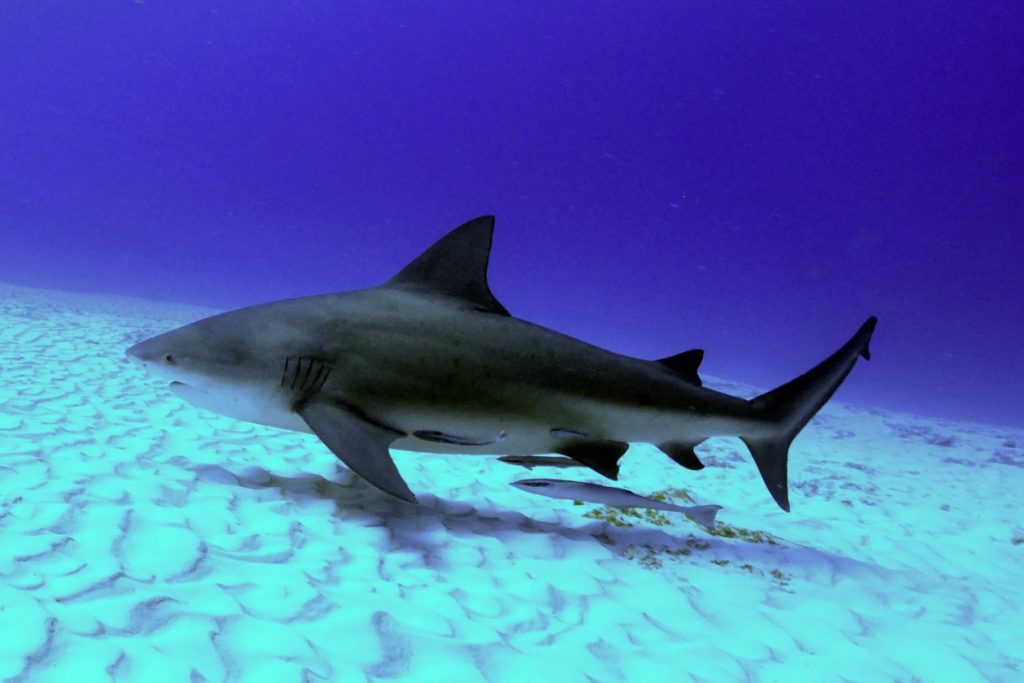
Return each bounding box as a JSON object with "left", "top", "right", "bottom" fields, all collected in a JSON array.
[{"left": 126, "top": 216, "right": 876, "bottom": 511}]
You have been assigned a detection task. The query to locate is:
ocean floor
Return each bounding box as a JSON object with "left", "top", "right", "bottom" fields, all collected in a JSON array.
[{"left": 0, "top": 281, "right": 1020, "bottom": 682}]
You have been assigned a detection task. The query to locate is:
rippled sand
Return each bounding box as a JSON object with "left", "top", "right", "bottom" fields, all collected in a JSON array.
[{"left": 0, "top": 282, "right": 1019, "bottom": 682}]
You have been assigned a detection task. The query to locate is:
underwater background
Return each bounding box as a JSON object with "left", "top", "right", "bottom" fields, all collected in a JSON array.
[
  {"left": 1, "top": 1, "right": 1021, "bottom": 428},
  {"left": 0, "top": 3, "right": 1021, "bottom": 682}
]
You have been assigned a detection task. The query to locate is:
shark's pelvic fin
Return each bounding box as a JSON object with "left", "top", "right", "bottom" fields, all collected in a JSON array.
[
  {"left": 385, "top": 215, "right": 510, "bottom": 316},
  {"left": 555, "top": 439, "right": 629, "bottom": 480},
  {"left": 744, "top": 316, "right": 877, "bottom": 512},
  {"left": 656, "top": 349, "right": 704, "bottom": 386},
  {"left": 658, "top": 440, "right": 706, "bottom": 470},
  {"left": 298, "top": 402, "right": 416, "bottom": 503}
]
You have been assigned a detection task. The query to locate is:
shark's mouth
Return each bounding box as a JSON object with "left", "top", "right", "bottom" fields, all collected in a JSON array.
[{"left": 168, "top": 380, "right": 207, "bottom": 396}]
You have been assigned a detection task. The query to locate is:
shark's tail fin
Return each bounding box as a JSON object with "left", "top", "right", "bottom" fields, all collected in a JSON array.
[{"left": 743, "top": 317, "right": 877, "bottom": 511}]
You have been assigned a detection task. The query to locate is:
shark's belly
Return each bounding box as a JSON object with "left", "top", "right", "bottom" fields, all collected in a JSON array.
[
  {"left": 390, "top": 429, "right": 552, "bottom": 456},
  {"left": 170, "top": 381, "right": 312, "bottom": 433},
  {"left": 373, "top": 396, "right": 695, "bottom": 455},
  {"left": 172, "top": 373, "right": 717, "bottom": 455}
]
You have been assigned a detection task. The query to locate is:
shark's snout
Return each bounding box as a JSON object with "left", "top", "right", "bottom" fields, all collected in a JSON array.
[
  {"left": 125, "top": 338, "right": 182, "bottom": 384},
  {"left": 125, "top": 342, "right": 143, "bottom": 362},
  {"left": 125, "top": 337, "right": 175, "bottom": 366}
]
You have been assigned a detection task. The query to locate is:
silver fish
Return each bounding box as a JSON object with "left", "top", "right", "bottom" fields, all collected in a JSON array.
[
  {"left": 513, "top": 478, "right": 722, "bottom": 530},
  {"left": 497, "top": 455, "right": 586, "bottom": 469}
]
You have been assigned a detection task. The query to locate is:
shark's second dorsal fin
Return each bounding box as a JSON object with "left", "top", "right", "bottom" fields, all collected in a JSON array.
[{"left": 385, "top": 216, "right": 510, "bottom": 316}]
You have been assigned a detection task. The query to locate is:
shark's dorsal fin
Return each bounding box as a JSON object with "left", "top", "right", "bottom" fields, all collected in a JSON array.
[
  {"left": 657, "top": 349, "right": 704, "bottom": 386},
  {"left": 385, "top": 216, "right": 510, "bottom": 316}
]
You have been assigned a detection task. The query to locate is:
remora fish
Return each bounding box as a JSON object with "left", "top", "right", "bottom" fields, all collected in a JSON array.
[
  {"left": 512, "top": 478, "right": 723, "bottom": 530},
  {"left": 498, "top": 455, "right": 586, "bottom": 469},
  {"left": 126, "top": 216, "right": 876, "bottom": 511}
]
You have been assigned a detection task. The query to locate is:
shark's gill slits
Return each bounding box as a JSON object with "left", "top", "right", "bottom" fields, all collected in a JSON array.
[
  {"left": 281, "top": 357, "right": 333, "bottom": 396},
  {"left": 317, "top": 366, "right": 331, "bottom": 392},
  {"left": 299, "top": 357, "right": 314, "bottom": 390},
  {"left": 310, "top": 363, "right": 328, "bottom": 393}
]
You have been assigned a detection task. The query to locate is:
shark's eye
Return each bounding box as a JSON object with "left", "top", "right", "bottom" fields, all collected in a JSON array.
[
  {"left": 523, "top": 481, "right": 550, "bottom": 488},
  {"left": 165, "top": 354, "right": 175, "bottom": 364}
]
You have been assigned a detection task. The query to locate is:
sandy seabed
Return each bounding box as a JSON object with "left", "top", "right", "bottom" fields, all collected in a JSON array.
[{"left": 0, "top": 282, "right": 1020, "bottom": 682}]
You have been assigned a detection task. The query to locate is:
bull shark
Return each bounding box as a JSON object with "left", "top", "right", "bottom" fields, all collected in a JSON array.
[{"left": 126, "top": 216, "right": 876, "bottom": 511}]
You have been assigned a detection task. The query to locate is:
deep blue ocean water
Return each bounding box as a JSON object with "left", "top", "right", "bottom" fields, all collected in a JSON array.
[{"left": 1, "top": 1, "right": 1020, "bottom": 428}]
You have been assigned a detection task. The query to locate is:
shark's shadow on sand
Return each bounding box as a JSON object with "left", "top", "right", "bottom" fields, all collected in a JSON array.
[{"left": 188, "top": 462, "right": 890, "bottom": 581}]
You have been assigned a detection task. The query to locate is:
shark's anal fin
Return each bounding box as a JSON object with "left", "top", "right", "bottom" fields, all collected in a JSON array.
[
  {"left": 658, "top": 440, "right": 706, "bottom": 471},
  {"left": 385, "top": 215, "right": 510, "bottom": 316},
  {"left": 555, "top": 439, "right": 629, "bottom": 480},
  {"left": 297, "top": 402, "right": 416, "bottom": 503}
]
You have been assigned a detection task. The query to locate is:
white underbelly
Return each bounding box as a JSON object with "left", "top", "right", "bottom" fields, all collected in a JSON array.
[
  {"left": 169, "top": 382, "right": 311, "bottom": 433},
  {"left": 166, "top": 382, "right": 703, "bottom": 456}
]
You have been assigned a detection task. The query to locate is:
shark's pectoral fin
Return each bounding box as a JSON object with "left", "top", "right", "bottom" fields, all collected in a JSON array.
[
  {"left": 555, "top": 439, "right": 629, "bottom": 480},
  {"left": 297, "top": 402, "right": 416, "bottom": 503},
  {"left": 658, "top": 440, "right": 706, "bottom": 471}
]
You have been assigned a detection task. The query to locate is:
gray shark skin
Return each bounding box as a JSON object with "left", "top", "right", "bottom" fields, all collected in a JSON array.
[{"left": 126, "top": 216, "right": 876, "bottom": 511}]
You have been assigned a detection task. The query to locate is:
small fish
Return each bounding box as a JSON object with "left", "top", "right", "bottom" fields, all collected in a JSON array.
[
  {"left": 497, "top": 455, "right": 586, "bottom": 469},
  {"left": 512, "top": 478, "right": 722, "bottom": 531}
]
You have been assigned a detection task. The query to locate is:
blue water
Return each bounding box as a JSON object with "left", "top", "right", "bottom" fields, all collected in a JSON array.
[{"left": 1, "top": 1, "right": 1021, "bottom": 428}]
